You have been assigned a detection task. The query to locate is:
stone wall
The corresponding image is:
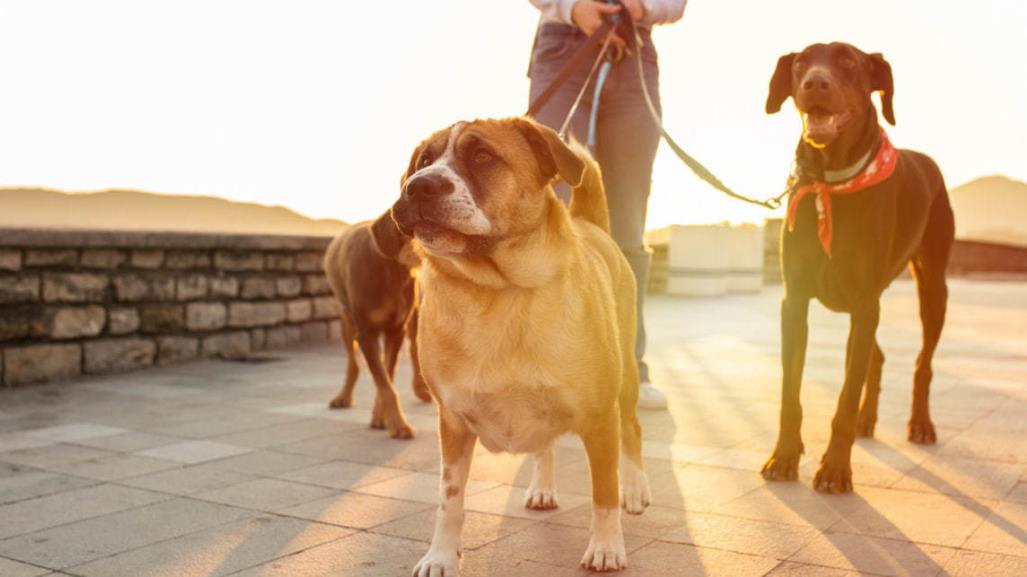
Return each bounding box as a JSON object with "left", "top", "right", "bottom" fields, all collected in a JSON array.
[{"left": 0, "top": 228, "right": 339, "bottom": 386}]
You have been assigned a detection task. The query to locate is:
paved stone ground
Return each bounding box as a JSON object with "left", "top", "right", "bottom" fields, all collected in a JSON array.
[{"left": 1, "top": 279, "right": 1025, "bottom": 577}]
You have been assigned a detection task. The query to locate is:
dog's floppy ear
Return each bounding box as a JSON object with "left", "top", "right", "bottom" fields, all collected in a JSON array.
[
  {"left": 400, "top": 140, "right": 429, "bottom": 188},
  {"left": 370, "top": 210, "right": 406, "bottom": 259},
  {"left": 766, "top": 52, "right": 796, "bottom": 114},
  {"left": 515, "top": 117, "right": 585, "bottom": 188},
  {"left": 868, "top": 52, "right": 895, "bottom": 125}
]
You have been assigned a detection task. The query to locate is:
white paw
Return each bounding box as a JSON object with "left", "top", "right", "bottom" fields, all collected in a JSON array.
[
  {"left": 620, "top": 462, "right": 651, "bottom": 515},
  {"left": 413, "top": 549, "right": 460, "bottom": 577},
  {"left": 523, "top": 487, "right": 559, "bottom": 510},
  {"left": 580, "top": 535, "right": 627, "bottom": 572}
]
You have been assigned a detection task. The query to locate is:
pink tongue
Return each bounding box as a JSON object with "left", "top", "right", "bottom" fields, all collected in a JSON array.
[{"left": 804, "top": 112, "right": 840, "bottom": 143}]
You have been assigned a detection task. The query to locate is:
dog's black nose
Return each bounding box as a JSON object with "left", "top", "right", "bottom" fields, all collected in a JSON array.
[
  {"left": 405, "top": 173, "right": 454, "bottom": 199},
  {"left": 801, "top": 73, "right": 831, "bottom": 92}
]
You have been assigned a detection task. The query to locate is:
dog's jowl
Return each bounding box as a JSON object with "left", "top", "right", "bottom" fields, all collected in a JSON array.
[{"left": 761, "top": 43, "right": 955, "bottom": 493}]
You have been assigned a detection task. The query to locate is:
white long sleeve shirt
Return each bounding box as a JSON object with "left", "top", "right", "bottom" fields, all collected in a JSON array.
[{"left": 529, "top": 0, "right": 686, "bottom": 27}]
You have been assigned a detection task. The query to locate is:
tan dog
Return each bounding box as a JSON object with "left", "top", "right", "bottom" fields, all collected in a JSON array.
[
  {"left": 373, "top": 117, "right": 650, "bottom": 575},
  {"left": 323, "top": 218, "right": 431, "bottom": 439}
]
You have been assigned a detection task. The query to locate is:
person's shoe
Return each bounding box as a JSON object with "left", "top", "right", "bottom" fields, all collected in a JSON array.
[{"left": 637, "top": 380, "right": 668, "bottom": 410}]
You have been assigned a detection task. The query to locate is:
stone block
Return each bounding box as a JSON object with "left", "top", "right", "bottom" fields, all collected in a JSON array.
[
  {"left": 295, "top": 251, "right": 324, "bottom": 272},
  {"left": 214, "top": 251, "right": 263, "bottom": 272},
  {"left": 250, "top": 328, "right": 267, "bottom": 350},
  {"left": 0, "top": 276, "right": 40, "bottom": 303},
  {"left": 25, "top": 249, "right": 77, "bottom": 267},
  {"left": 186, "top": 302, "right": 227, "bottom": 332},
  {"left": 108, "top": 307, "right": 141, "bottom": 335},
  {"left": 328, "top": 320, "right": 342, "bottom": 340},
  {"left": 139, "top": 304, "right": 185, "bottom": 333},
  {"left": 303, "top": 274, "right": 332, "bottom": 296},
  {"left": 131, "top": 249, "right": 164, "bottom": 268},
  {"left": 0, "top": 305, "right": 48, "bottom": 341},
  {"left": 209, "top": 276, "right": 239, "bottom": 298},
  {"left": 286, "top": 299, "right": 313, "bottom": 323},
  {"left": 165, "top": 251, "right": 211, "bottom": 269},
  {"left": 81, "top": 249, "right": 127, "bottom": 269},
  {"left": 301, "top": 321, "right": 329, "bottom": 342},
  {"left": 3, "top": 343, "right": 81, "bottom": 386},
  {"left": 312, "top": 296, "right": 338, "bottom": 320},
  {"left": 149, "top": 275, "right": 176, "bottom": 300},
  {"left": 201, "top": 331, "right": 251, "bottom": 359},
  {"left": 176, "top": 274, "right": 208, "bottom": 301},
  {"left": 112, "top": 274, "right": 149, "bottom": 301},
  {"left": 84, "top": 338, "right": 156, "bottom": 374},
  {"left": 42, "top": 273, "right": 109, "bottom": 303},
  {"left": 266, "top": 325, "right": 302, "bottom": 349},
  {"left": 157, "top": 336, "right": 199, "bottom": 365},
  {"left": 241, "top": 277, "right": 276, "bottom": 299},
  {"left": 229, "top": 302, "right": 286, "bottom": 328},
  {"left": 49, "top": 306, "right": 106, "bottom": 339},
  {"left": 275, "top": 276, "right": 303, "bottom": 297},
  {"left": 266, "top": 253, "right": 295, "bottom": 271},
  {"left": 0, "top": 249, "right": 22, "bottom": 271}
]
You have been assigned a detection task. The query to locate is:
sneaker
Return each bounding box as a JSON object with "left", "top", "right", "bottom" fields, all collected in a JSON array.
[{"left": 637, "top": 380, "right": 668, "bottom": 410}]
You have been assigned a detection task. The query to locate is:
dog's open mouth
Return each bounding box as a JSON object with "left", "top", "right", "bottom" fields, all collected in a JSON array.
[{"left": 802, "top": 106, "right": 852, "bottom": 147}]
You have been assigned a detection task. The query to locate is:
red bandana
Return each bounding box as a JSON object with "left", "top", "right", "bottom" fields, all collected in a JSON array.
[{"left": 786, "top": 129, "right": 899, "bottom": 257}]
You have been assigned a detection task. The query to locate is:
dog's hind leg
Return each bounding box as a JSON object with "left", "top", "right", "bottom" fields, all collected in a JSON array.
[
  {"left": 856, "top": 341, "right": 885, "bottom": 437},
  {"left": 580, "top": 411, "right": 627, "bottom": 571},
  {"left": 618, "top": 361, "right": 650, "bottom": 514},
  {"left": 407, "top": 310, "right": 432, "bottom": 402},
  {"left": 524, "top": 443, "right": 559, "bottom": 510},
  {"left": 329, "top": 314, "right": 360, "bottom": 409},
  {"left": 907, "top": 194, "right": 954, "bottom": 444},
  {"left": 359, "top": 331, "right": 415, "bottom": 439}
]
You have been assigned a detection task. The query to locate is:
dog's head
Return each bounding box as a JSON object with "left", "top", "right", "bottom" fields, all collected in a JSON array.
[
  {"left": 370, "top": 210, "right": 420, "bottom": 269},
  {"left": 390, "top": 117, "right": 583, "bottom": 258},
  {"left": 766, "top": 42, "right": 894, "bottom": 148}
]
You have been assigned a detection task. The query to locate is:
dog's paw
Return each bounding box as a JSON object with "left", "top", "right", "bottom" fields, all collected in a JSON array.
[
  {"left": 327, "top": 394, "right": 353, "bottom": 409},
  {"left": 813, "top": 454, "right": 853, "bottom": 494},
  {"left": 620, "top": 461, "right": 651, "bottom": 515},
  {"left": 413, "top": 548, "right": 460, "bottom": 577},
  {"left": 907, "top": 417, "right": 936, "bottom": 445},
  {"left": 855, "top": 411, "right": 877, "bottom": 438},
  {"left": 389, "top": 423, "right": 416, "bottom": 440},
  {"left": 761, "top": 451, "right": 801, "bottom": 482},
  {"left": 524, "top": 487, "right": 559, "bottom": 510},
  {"left": 580, "top": 535, "right": 627, "bottom": 572},
  {"left": 369, "top": 415, "right": 386, "bottom": 429}
]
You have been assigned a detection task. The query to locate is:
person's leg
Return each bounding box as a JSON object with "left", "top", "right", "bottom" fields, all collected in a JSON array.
[{"left": 594, "top": 32, "right": 663, "bottom": 407}]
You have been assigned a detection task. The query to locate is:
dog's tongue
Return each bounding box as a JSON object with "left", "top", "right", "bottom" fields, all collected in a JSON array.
[{"left": 803, "top": 110, "right": 849, "bottom": 146}]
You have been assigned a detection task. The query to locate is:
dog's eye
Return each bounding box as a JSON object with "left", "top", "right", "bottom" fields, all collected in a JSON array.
[
  {"left": 840, "top": 57, "right": 856, "bottom": 69},
  {"left": 418, "top": 154, "right": 433, "bottom": 169},
  {"left": 472, "top": 150, "right": 493, "bottom": 164}
]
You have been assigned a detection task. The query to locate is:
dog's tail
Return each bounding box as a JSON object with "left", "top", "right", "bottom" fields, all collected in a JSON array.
[{"left": 568, "top": 141, "right": 611, "bottom": 234}]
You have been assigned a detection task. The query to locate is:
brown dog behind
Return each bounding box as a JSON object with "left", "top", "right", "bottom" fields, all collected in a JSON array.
[
  {"left": 761, "top": 43, "right": 955, "bottom": 493},
  {"left": 322, "top": 218, "right": 431, "bottom": 439}
]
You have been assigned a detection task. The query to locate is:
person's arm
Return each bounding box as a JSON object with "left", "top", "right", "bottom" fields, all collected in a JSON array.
[
  {"left": 640, "top": 0, "right": 687, "bottom": 25},
  {"left": 529, "top": 0, "right": 579, "bottom": 26}
]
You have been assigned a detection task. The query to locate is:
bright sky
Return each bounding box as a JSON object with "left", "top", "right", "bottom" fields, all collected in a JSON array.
[{"left": 1, "top": 1, "right": 1024, "bottom": 229}]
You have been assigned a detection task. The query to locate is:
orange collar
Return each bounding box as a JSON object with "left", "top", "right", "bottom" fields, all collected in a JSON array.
[{"left": 786, "top": 129, "right": 899, "bottom": 257}]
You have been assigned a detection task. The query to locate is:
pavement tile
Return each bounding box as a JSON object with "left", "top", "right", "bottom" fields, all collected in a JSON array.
[
  {"left": 940, "top": 548, "right": 1027, "bottom": 577},
  {"left": 485, "top": 522, "right": 652, "bottom": 569},
  {"left": 0, "top": 557, "right": 52, "bottom": 577},
  {"left": 647, "top": 462, "right": 769, "bottom": 512},
  {"left": 135, "top": 440, "right": 253, "bottom": 464},
  {"left": 0, "top": 497, "right": 253, "bottom": 569},
  {"left": 0, "top": 470, "right": 96, "bottom": 505},
  {"left": 461, "top": 547, "right": 584, "bottom": 577},
  {"left": 0, "top": 433, "right": 56, "bottom": 453},
  {"left": 275, "top": 429, "right": 442, "bottom": 472},
  {"left": 354, "top": 471, "right": 500, "bottom": 504},
  {"left": 0, "top": 483, "right": 168, "bottom": 539},
  {"left": 230, "top": 531, "right": 422, "bottom": 577},
  {"left": 374, "top": 508, "right": 536, "bottom": 550},
  {"left": 548, "top": 503, "right": 689, "bottom": 539},
  {"left": 714, "top": 482, "right": 845, "bottom": 530},
  {"left": 119, "top": 462, "right": 258, "bottom": 496},
  {"left": 197, "top": 450, "right": 326, "bottom": 476},
  {"left": 197, "top": 478, "right": 336, "bottom": 511},
  {"left": 462, "top": 485, "right": 591, "bottom": 520},
  {"left": 24, "top": 424, "right": 127, "bottom": 443},
  {"left": 70, "top": 431, "right": 184, "bottom": 453},
  {"left": 658, "top": 511, "right": 820, "bottom": 559},
  {"left": 276, "top": 490, "right": 431, "bottom": 529},
  {"left": 619, "top": 540, "right": 780, "bottom": 577},
  {"left": 890, "top": 455, "right": 1023, "bottom": 500},
  {"left": 208, "top": 418, "right": 361, "bottom": 449},
  {"left": 276, "top": 460, "right": 412, "bottom": 490},
  {"left": 1007, "top": 482, "right": 1027, "bottom": 503},
  {"left": 43, "top": 453, "right": 179, "bottom": 481},
  {"left": 0, "top": 444, "right": 115, "bottom": 469},
  {"left": 763, "top": 561, "right": 873, "bottom": 576},
  {"left": 68, "top": 515, "right": 352, "bottom": 577},
  {"left": 788, "top": 532, "right": 955, "bottom": 577},
  {"left": 961, "top": 500, "right": 1027, "bottom": 557}
]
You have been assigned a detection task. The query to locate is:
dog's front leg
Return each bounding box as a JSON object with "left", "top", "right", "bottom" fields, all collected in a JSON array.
[
  {"left": 762, "top": 295, "right": 810, "bottom": 481},
  {"left": 580, "top": 412, "right": 627, "bottom": 572},
  {"left": 814, "top": 300, "right": 881, "bottom": 494},
  {"left": 524, "top": 443, "right": 559, "bottom": 510},
  {"left": 414, "top": 409, "right": 476, "bottom": 577}
]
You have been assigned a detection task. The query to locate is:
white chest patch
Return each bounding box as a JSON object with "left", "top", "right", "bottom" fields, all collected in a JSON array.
[{"left": 443, "top": 387, "right": 571, "bottom": 454}]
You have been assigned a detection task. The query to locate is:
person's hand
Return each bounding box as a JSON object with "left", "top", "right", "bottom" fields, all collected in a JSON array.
[
  {"left": 621, "top": 0, "right": 646, "bottom": 22},
  {"left": 570, "top": 1, "right": 626, "bottom": 46}
]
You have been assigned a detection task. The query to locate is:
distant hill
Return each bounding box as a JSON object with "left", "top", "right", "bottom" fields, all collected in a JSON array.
[
  {"left": 950, "top": 176, "right": 1027, "bottom": 247},
  {"left": 0, "top": 188, "right": 347, "bottom": 237}
]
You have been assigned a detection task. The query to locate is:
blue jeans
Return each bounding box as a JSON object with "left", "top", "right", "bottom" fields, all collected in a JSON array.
[{"left": 528, "top": 23, "right": 661, "bottom": 383}]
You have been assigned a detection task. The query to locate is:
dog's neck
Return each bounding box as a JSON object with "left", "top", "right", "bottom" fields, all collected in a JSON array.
[
  {"left": 421, "top": 193, "right": 574, "bottom": 292},
  {"left": 797, "top": 104, "right": 881, "bottom": 181}
]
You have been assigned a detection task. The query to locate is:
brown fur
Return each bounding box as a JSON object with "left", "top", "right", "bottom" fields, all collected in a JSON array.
[{"left": 322, "top": 217, "right": 431, "bottom": 439}]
